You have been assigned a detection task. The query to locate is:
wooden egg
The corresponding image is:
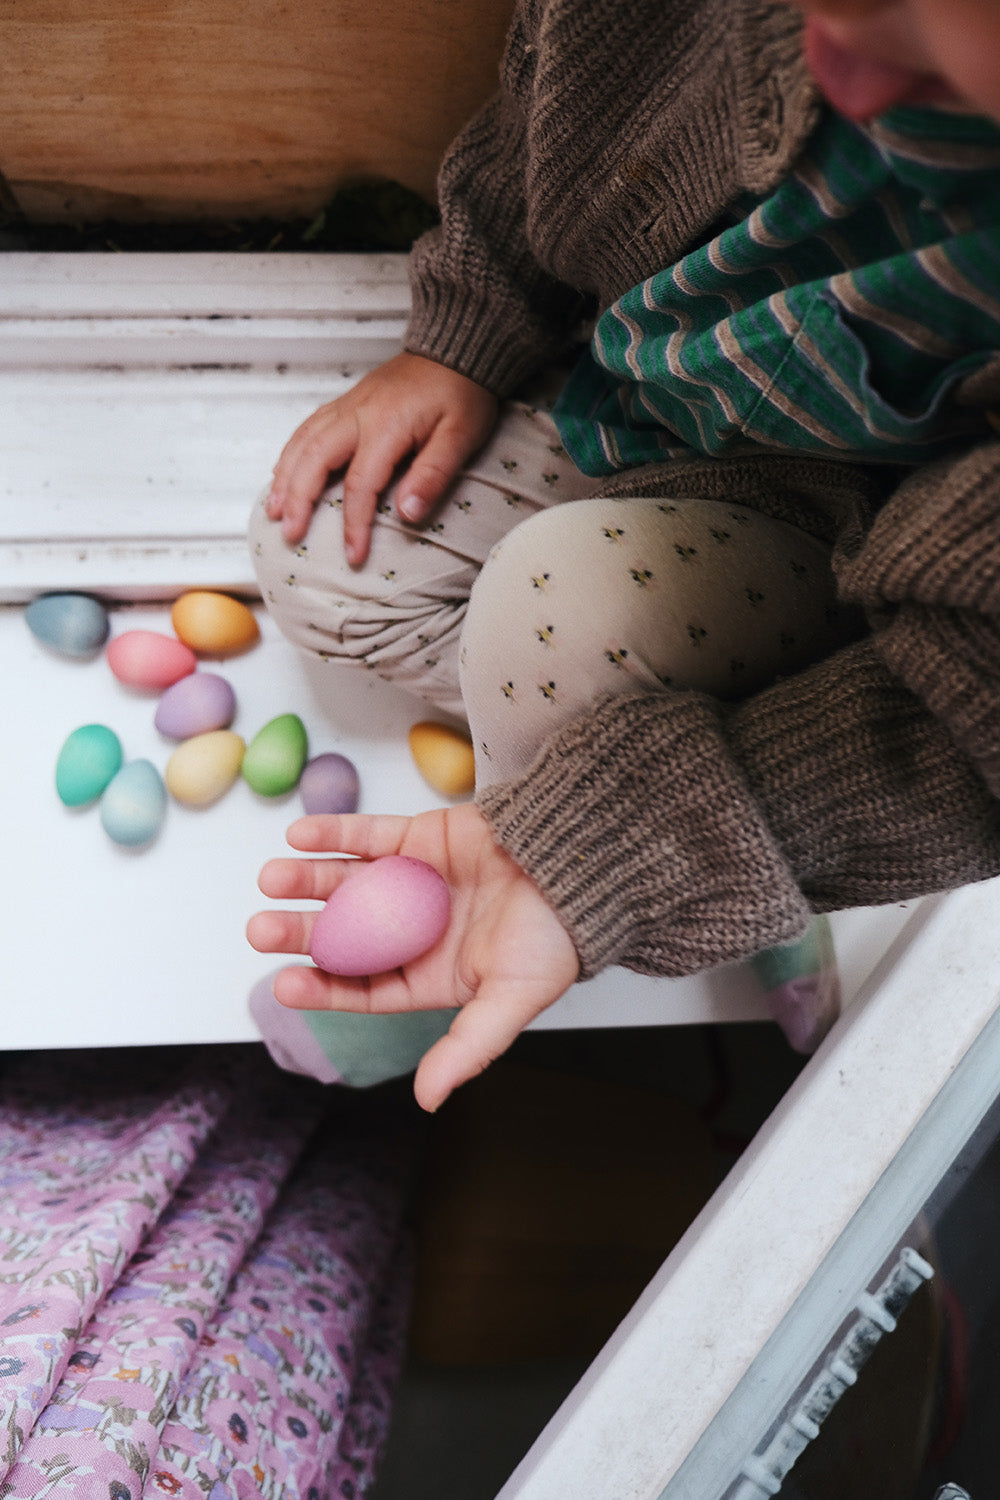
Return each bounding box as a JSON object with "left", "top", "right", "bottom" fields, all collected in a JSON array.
[
  {"left": 408, "top": 721, "right": 476, "bottom": 797},
  {"left": 170, "top": 591, "right": 260, "bottom": 655}
]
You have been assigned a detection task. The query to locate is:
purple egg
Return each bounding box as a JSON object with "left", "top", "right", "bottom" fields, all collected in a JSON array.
[
  {"left": 154, "top": 672, "right": 237, "bottom": 740},
  {"left": 299, "top": 752, "right": 360, "bottom": 816}
]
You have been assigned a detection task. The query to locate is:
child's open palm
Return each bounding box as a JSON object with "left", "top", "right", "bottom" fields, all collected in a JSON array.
[{"left": 247, "top": 804, "right": 580, "bottom": 1111}]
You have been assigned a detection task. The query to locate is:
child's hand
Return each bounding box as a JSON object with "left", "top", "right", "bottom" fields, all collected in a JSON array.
[
  {"left": 265, "top": 352, "right": 499, "bottom": 566},
  {"left": 246, "top": 805, "right": 580, "bottom": 1111}
]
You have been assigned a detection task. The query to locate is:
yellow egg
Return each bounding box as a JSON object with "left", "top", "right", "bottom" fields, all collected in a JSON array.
[
  {"left": 165, "top": 730, "right": 246, "bottom": 806},
  {"left": 408, "top": 721, "right": 476, "bottom": 798},
  {"left": 170, "top": 591, "right": 260, "bottom": 655}
]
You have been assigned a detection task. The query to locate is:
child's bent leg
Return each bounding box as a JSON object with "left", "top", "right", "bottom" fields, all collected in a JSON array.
[
  {"left": 460, "top": 495, "right": 850, "bottom": 786},
  {"left": 460, "top": 494, "right": 850, "bottom": 1051},
  {"left": 248, "top": 395, "right": 602, "bottom": 716}
]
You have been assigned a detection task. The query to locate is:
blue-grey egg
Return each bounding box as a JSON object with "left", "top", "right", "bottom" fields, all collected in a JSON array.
[
  {"left": 100, "top": 760, "right": 167, "bottom": 847},
  {"left": 26, "top": 593, "right": 110, "bottom": 659}
]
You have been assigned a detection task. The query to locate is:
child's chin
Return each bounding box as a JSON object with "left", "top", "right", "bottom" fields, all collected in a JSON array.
[{"left": 802, "top": 16, "right": 963, "bottom": 121}]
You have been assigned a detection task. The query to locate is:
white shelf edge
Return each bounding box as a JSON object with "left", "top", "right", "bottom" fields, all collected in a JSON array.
[{"left": 497, "top": 880, "right": 1000, "bottom": 1499}]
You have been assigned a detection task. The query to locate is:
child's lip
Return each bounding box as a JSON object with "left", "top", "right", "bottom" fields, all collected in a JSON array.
[{"left": 802, "top": 15, "right": 961, "bottom": 120}]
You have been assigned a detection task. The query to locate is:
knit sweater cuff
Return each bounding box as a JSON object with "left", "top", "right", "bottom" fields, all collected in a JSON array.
[
  {"left": 728, "top": 637, "right": 1000, "bottom": 909},
  {"left": 405, "top": 232, "right": 569, "bottom": 397},
  {"left": 477, "top": 690, "right": 812, "bottom": 980},
  {"left": 404, "top": 286, "right": 545, "bottom": 397}
]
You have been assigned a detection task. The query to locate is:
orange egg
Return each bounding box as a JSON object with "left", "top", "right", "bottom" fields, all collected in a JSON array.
[
  {"left": 170, "top": 591, "right": 260, "bottom": 655},
  {"left": 408, "top": 721, "right": 476, "bottom": 797}
]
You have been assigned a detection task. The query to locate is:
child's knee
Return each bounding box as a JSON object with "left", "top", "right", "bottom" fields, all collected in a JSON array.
[
  {"left": 247, "top": 487, "right": 470, "bottom": 713},
  {"left": 464, "top": 503, "right": 584, "bottom": 620}
]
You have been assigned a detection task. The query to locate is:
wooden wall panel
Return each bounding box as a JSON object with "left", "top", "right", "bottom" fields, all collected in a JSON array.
[{"left": 0, "top": 0, "right": 514, "bottom": 222}]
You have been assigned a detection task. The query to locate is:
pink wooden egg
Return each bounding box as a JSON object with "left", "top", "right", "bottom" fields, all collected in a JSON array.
[
  {"left": 107, "top": 630, "right": 197, "bottom": 690},
  {"left": 309, "top": 855, "right": 451, "bottom": 976}
]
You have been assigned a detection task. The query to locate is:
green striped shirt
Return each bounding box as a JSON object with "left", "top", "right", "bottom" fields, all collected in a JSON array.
[{"left": 553, "top": 106, "right": 1000, "bottom": 475}]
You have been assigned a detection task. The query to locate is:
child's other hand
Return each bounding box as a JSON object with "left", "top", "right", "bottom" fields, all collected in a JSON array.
[
  {"left": 265, "top": 352, "right": 499, "bottom": 566},
  {"left": 246, "top": 805, "right": 580, "bottom": 1112}
]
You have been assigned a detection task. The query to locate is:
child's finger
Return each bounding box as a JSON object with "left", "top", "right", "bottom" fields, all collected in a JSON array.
[
  {"left": 340, "top": 429, "right": 421, "bottom": 565},
  {"left": 271, "top": 955, "right": 457, "bottom": 1016},
  {"left": 273, "top": 407, "right": 355, "bottom": 488},
  {"left": 395, "top": 417, "right": 483, "bottom": 524},
  {"left": 245, "top": 907, "right": 317, "bottom": 956},
  {"left": 284, "top": 812, "right": 428, "bottom": 859},
  {"left": 271, "top": 963, "right": 374, "bottom": 1011},
  {"left": 256, "top": 854, "right": 358, "bottom": 903},
  {"left": 274, "top": 416, "right": 361, "bottom": 540},
  {"left": 411, "top": 980, "right": 546, "bottom": 1112}
]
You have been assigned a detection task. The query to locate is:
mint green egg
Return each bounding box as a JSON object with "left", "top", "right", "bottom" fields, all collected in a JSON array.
[
  {"left": 242, "top": 713, "right": 308, "bottom": 796},
  {"left": 56, "top": 724, "right": 124, "bottom": 806},
  {"left": 100, "top": 760, "right": 167, "bottom": 847}
]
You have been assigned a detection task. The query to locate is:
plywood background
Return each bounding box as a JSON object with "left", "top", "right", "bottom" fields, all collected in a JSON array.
[{"left": 0, "top": 0, "right": 514, "bottom": 223}]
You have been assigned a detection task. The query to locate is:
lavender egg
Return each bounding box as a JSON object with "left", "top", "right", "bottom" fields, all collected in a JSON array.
[
  {"left": 154, "top": 672, "right": 237, "bottom": 740},
  {"left": 299, "top": 753, "right": 361, "bottom": 816}
]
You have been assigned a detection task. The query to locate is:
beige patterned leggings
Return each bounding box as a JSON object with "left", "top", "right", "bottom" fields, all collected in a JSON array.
[{"left": 249, "top": 394, "right": 848, "bottom": 792}]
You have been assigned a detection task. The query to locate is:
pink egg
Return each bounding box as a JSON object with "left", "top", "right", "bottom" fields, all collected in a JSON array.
[
  {"left": 309, "top": 855, "right": 451, "bottom": 976},
  {"left": 155, "top": 672, "right": 237, "bottom": 739},
  {"left": 107, "top": 630, "right": 197, "bottom": 690}
]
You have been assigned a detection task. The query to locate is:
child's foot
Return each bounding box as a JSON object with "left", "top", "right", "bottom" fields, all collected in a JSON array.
[
  {"left": 249, "top": 974, "right": 343, "bottom": 1082},
  {"left": 761, "top": 967, "right": 842, "bottom": 1053},
  {"left": 749, "top": 914, "right": 841, "bottom": 1054},
  {"left": 248, "top": 973, "right": 454, "bottom": 1087}
]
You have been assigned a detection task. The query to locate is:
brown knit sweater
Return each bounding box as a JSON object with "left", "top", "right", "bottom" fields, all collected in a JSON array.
[{"left": 405, "top": 0, "right": 1000, "bottom": 979}]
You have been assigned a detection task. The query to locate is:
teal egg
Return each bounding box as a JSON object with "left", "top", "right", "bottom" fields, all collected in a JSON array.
[
  {"left": 242, "top": 713, "right": 308, "bottom": 797},
  {"left": 55, "top": 724, "right": 124, "bottom": 807},
  {"left": 100, "top": 760, "right": 167, "bottom": 847},
  {"left": 26, "top": 593, "right": 110, "bottom": 659}
]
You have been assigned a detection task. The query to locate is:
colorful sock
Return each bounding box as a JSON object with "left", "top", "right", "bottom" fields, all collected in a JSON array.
[
  {"left": 749, "top": 914, "right": 841, "bottom": 1054},
  {"left": 249, "top": 973, "right": 454, "bottom": 1087}
]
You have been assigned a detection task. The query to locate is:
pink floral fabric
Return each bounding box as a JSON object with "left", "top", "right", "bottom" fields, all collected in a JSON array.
[{"left": 0, "top": 1046, "right": 413, "bottom": 1499}]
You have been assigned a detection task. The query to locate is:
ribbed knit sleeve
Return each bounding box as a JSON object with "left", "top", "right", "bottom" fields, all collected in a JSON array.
[
  {"left": 402, "top": 0, "right": 816, "bottom": 397},
  {"left": 404, "top": 5, "right": 590, "bottom": 394},
  {"left": 478, "top": 689, "right": 814, "bottom": 979},
  {"left": 478, "top": 443, "right": 1000, "bottom": 979}
]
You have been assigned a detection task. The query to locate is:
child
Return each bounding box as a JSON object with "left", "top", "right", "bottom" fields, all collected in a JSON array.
[{"left": 247, "top": 0, "right": 1000, "bottom": 1112}]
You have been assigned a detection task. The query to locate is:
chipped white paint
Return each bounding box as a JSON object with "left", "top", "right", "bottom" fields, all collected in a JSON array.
[{"left": 0, "top": 253, "right": 408, "bottom": 600}]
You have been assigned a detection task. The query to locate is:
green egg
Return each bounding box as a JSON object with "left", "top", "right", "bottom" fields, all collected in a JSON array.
[
  {"left": 56, "top": 724, "right": 124, "bottom": 807},
  {"left": 242, "top": 713, "right": 308, "bottom": 797}
]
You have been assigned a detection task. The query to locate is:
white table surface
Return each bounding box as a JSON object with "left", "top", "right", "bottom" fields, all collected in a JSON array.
[{"left": 0, "top": 599, "right": 920, "bottom": 1051}]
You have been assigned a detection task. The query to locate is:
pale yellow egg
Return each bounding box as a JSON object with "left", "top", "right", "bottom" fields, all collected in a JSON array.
[
  {"left": 165, "top": 730, "right": 246, "bottom": 806},
  {"left": 408, "top": 721, "right": 476, "bottom": 798}
]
